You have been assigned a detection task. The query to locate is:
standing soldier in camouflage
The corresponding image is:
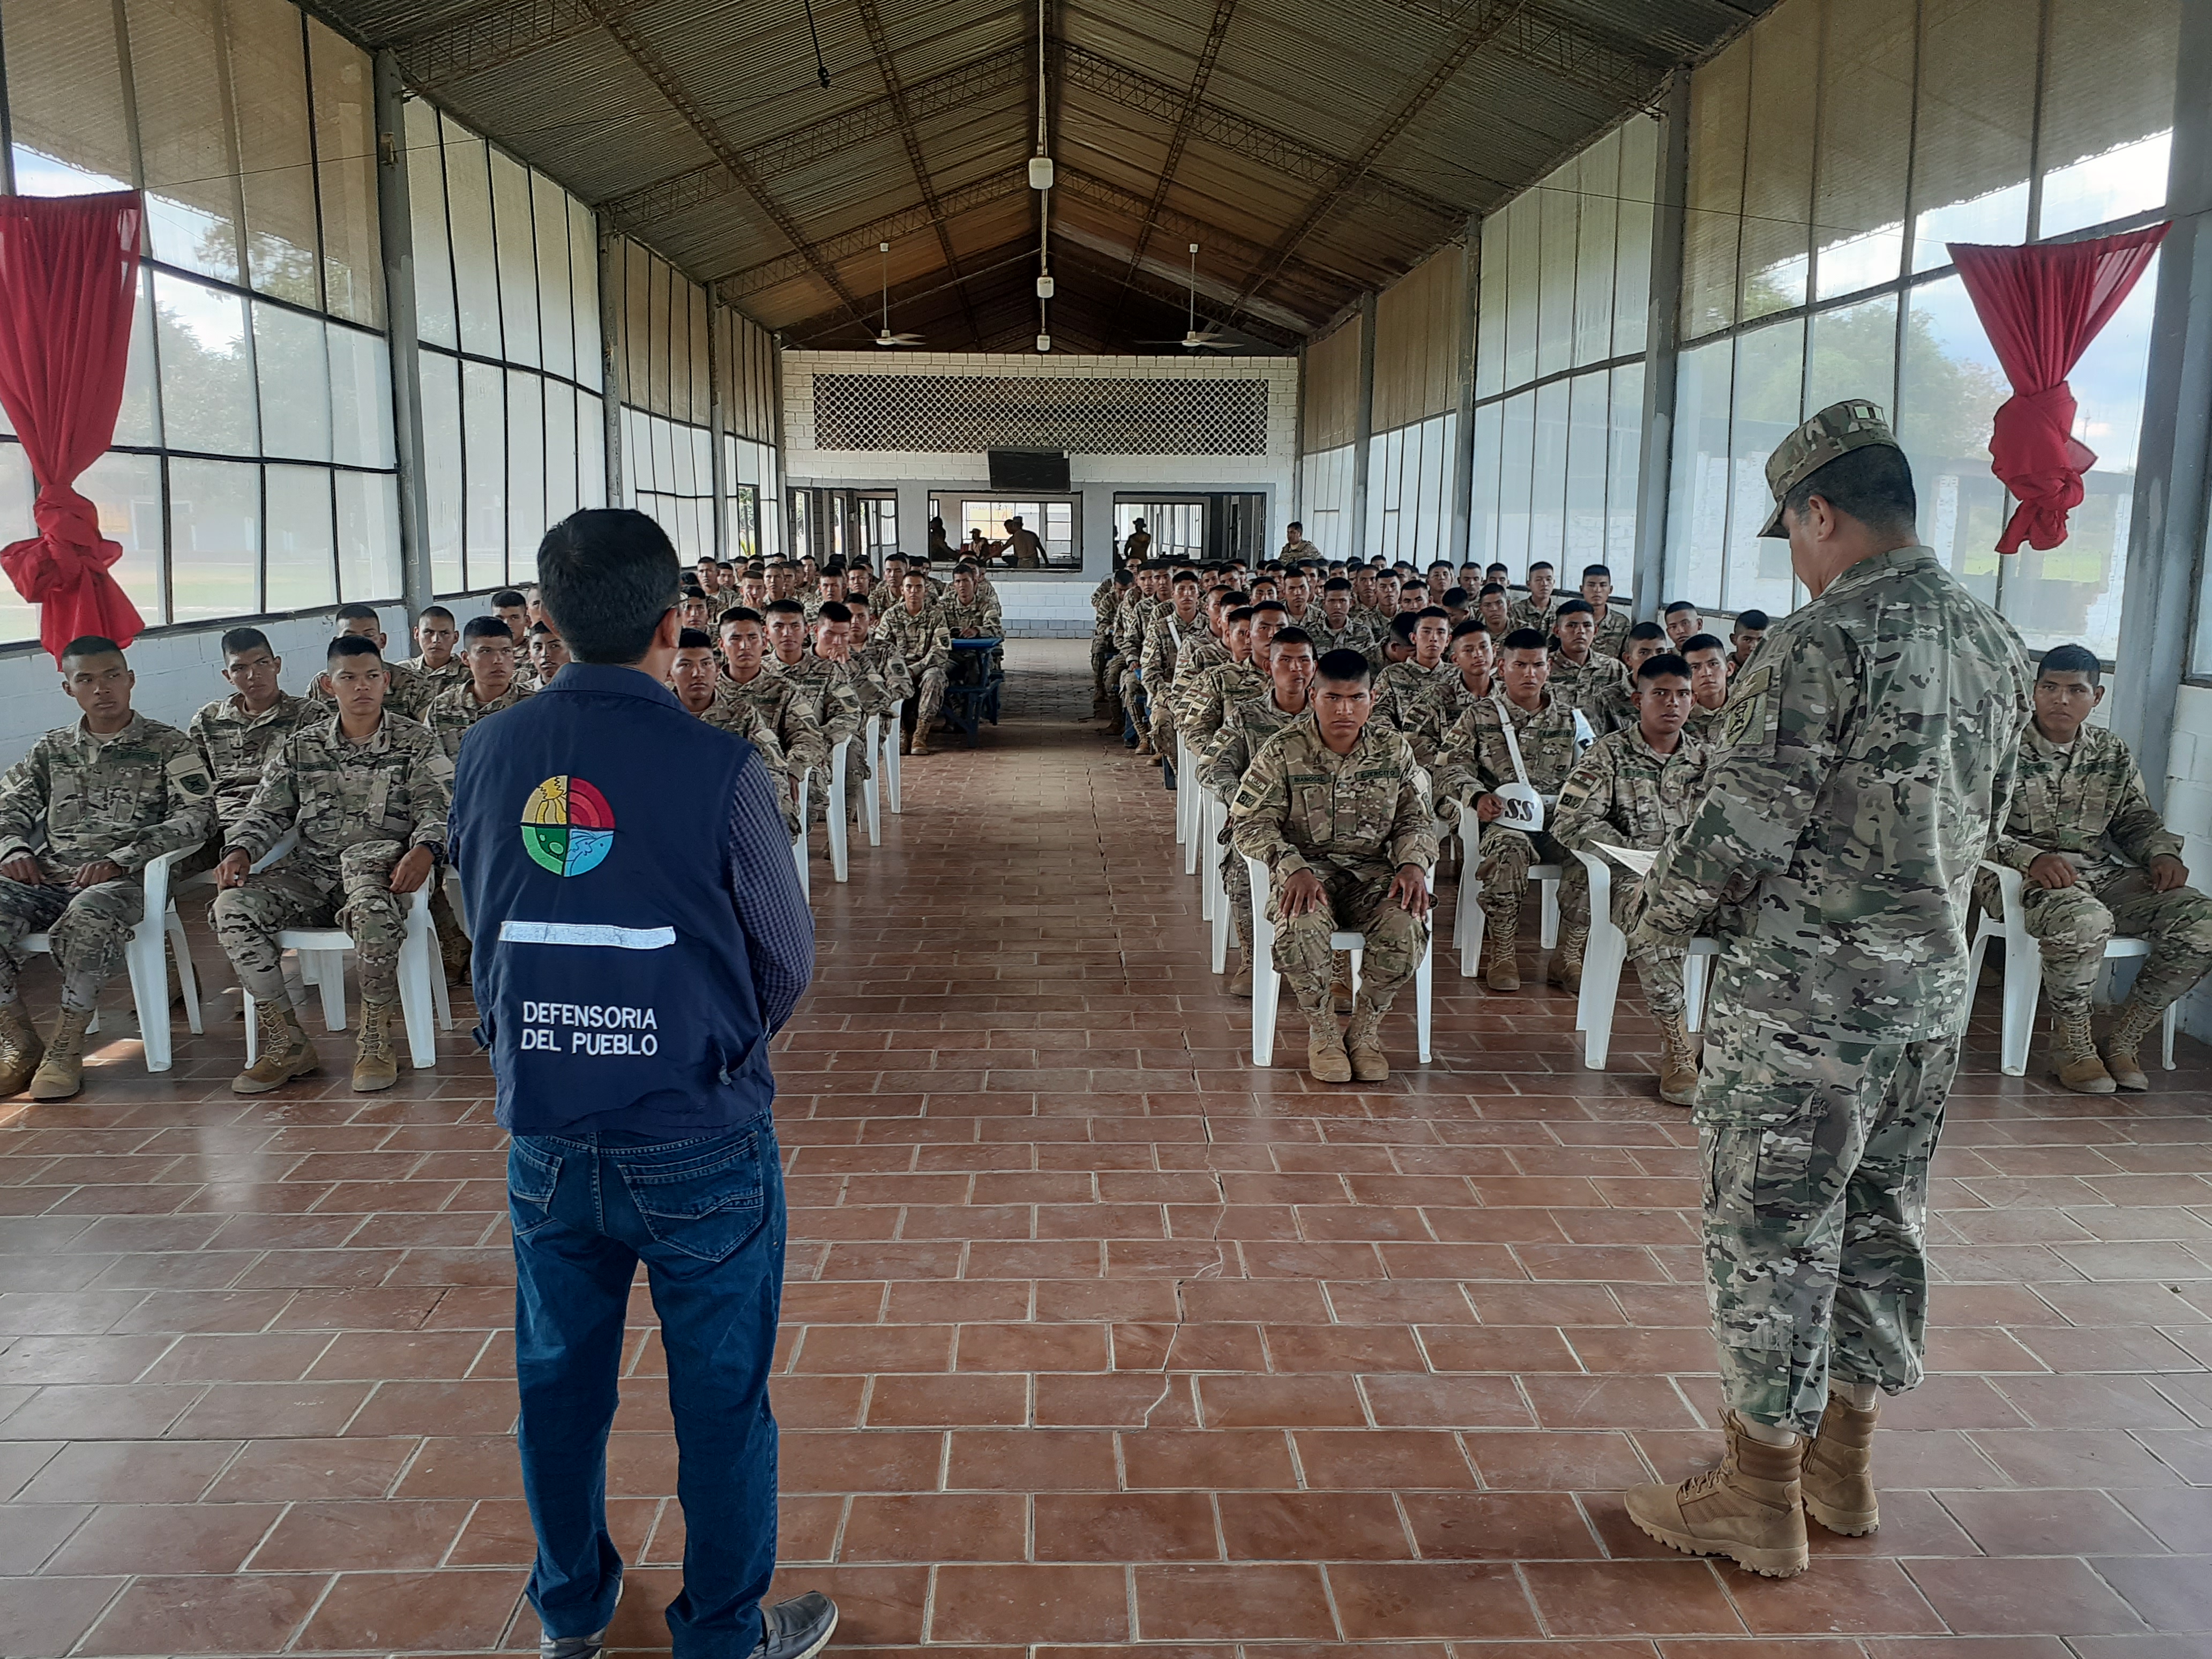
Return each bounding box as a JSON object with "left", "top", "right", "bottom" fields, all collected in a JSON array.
[
  {"left": 214, "top": 634, "right": 453, "bottom": 1096},
  {"left": 880, "top": 572, "right": 952, "bottom": 757},
  {"left": 1985, "top": 642, "right": 2212, "bottom": 1093},
  {"left": 0, "top": 637, "right": 215, "bottom": 1100},
  {"left": 185, "top": 627, "right": 308, "bottom": 878},
  {"left": 302, "top": 604, "right": 435, "bottom": 720},
  {"left": 1623, "top": 402, "right": 2032, "bottom": 1580},
  {"left": 1231, "top": 648, "right": 1437, "bottom": 1083},
  {"left": 1204, "top": 629, "right": 1319, "bottom": 996},
  {"left": 1553, "top": 652, "right": 1715, "bottom": 1103},
  {"left": 1434, "top": 629, "right": 1593, "bottom": 992}
]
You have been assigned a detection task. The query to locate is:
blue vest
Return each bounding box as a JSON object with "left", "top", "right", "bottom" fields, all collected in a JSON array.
[{"left": 450, "top": 664, "right": 776, "bottom": 1137}]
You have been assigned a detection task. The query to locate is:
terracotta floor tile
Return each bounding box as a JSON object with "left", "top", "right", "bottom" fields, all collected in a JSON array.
[
  {"left": 293, "top": 1567, "right": 527, "bottom": 1650},
  {"left": 1935, "top": 1487, "right": 2169, "bottom": 1555},
  {"left": 18, "top": 1439, "right": 237, "bottom": 1503},
  {"left": 864, "top": 1372, "right": 1028, "bottom": 1427},
  {"left": 947, "top": 1428, "right": 1119, "bottom": 1490},
  {"left": 75, "top": 1572, "right": 332, "bottom": 1655},
  {"left": 0, "top": 1577, "right": 130, "bottom": 1658},
  {"left": 838, "top": 1492, "right": 1027, "bottom": 1561},
  {"left": 1329, "top": 1560, "right": 1544, "bottom": 1639},
  {"left": 1522, "top": 1559, "right": 1745, "bottom": 1636},
  {"left": 1215, "top": 1489, "right": 1413, "bottom": 1560},
  {"left": 1133, "top": 1563, "right": 1337, "bottom": 1640},
  {"left": 1293, "top": 1428, "right": 1481, "bottom": 1489},
  {"left": 932, "top": 1563, "right": 1130, "bottom": 1642},
  {"left": 245, "top": 1497, "right": 476, "bottom": 1570},
  {"left": 1033, "top": 1490, "right": 1219, "bottom": 1560},
  {"left": 1399, "top": 1490, "right": 1601, "bottom": 1558},
  {"left": 2090, "top": 1555, "right": 2212, "bottom": 1634},
  {"left": 1908, "top": 1557, "right": 2152, "bottom": 1636},
  {"left": 42, "top": 1499, "right": 286, "bottom": 1575},
  {"left": 1120, "top": 1430, "right": 1297, "bottom": 1490},
  {"left": 1725, "top": 1556, "right": 1949, "bottom": 1635}
]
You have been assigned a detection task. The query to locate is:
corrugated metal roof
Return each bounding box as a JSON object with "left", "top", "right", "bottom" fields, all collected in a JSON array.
[{"left": 319, "top": 0, "right": 1775, "bottom": 351}]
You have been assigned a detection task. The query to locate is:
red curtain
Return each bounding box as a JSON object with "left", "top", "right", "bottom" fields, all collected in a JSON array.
[
  {"left": 1949, "top": 223, "right": 2168, "bottom": 555},
  {"left": 0, "top": 192, "right": 149, "bottom": 662}
]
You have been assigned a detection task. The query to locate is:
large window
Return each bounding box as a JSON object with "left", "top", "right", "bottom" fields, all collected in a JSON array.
[
  {"left": 1468, "top": 116, "right": 1656, "bottom": 593},
  {"left": 956, "top": 499, "right": 1077, "bottom": 567},
  {"left": 1118, "top": 501, "right": 1205, "bottom": 564},
  {"left": 1667, "top": 0, "right": 2173, "bottom": 657},
  {"left": 718, "top": 304, "right": 781, "bottom": 562},
  {"left": 1368, "top": 246, "right": 1464, "bottom": 565},
  {"left": 611, "top": 240, "right": 714, "bottom": 559},
  {"left": 0, "top": 0, "right": 401, "bottom": 640},
  {"left": 409, "top": 101, "right": 605, "bottom": 596}
]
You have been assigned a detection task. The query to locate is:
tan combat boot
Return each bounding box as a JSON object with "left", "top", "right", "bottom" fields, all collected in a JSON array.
[
  {"left": 1552, "top": 921, "right": 1588, "bottom": 995},
  {"left": 1801, "top": 1393, "right": 1880, "bottom": 1535},
  {"left": 1132, "top": 733, "right": 1155, "bottom": 758},
  {"left": 910, "top": 729, "right": 932, "bottom": 757},
  {"left": 1344, "top": 1003, "right": 1388, "bottom": 1082},
  {"left": 899, "top": 727, "right": 913, "bottom": 755},
  {"left": 1227, "top": 947, "right": 1254, "bottom": 999},
  {"left": 1657, "top": 1012, "right": 1701, "bottom": 1107},
  {"left": 0, "top": 999, "right": 44, "bottom": 1096},
  {"left": 352, "top": 997, "right": 401, "bottom": 1092},
  {"left": 1624, "top": 1412, "right": 1809, "bottom": 1578},
  {"left": 1480, "top": 899, "right": 1521, "bottom": 992},
  {"left": 27, "top": 1007, "right": 96, "bottom": 1102},
  {"left": 233, "top": 1002, "right": 320, "bottom": 1095},
  {"left": 1331, "top": 950, "right": 1356, "bottom": 1013},
  {"left": 1304, "top": 1006, "right": 1351, "bottom": 1083},
  {"left": 2102, "top": 994, "right": 2164, "bottom": 1093},
  {"left": 2051, "top": 1010, "right": 2115, "bottom": 1094}
]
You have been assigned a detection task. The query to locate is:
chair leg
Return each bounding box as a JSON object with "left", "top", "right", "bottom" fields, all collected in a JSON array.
[
  {"left": 1460, "top": 886, "right": 1485, "bottom": 980},
  {"left": 168, "top": 907, "right": 203, "bottom": 1036},
  {"left": 1251, "top": 907, "right": 1279, "bottom": 1068},
  {"left": 2163, "top": 1002, "right": 2178, "bottom": 1070},
  {"left": 862, "top": 719, "right": 883, "bottom": 847},
  {"left": 1999, "top": 937, "right": 2041, "bottom": 1077},
  {"left": 398, "top": 935, "right": 437, "bottom": 1071},
  {"left": 243, "top": 988, "right": 260, "bottom": 1066},
  {"left": 1684, "top": 954, "right": 1709, "bottom": 1033},
  {"left": 1539, "top": 877, "right": 1560, "bottom": 950},
  {"left": 315, "top": 953, "right": 347, "bottom": 1033},
  {"left": 1210, "top": 868, "right": 1231, "bottom": 974},
  {"left": 884, "top": 738, "right": 901, "bottom": 813},
  {"left": 431, "top": 961, "right": 453, "bottom": 1032},
  {"left": 828, "top": 748, "right": 850, "bottom": 884},
  {"left": 1415, "top": 932, "right": 1433, "bottom": 1064},
  {"left": 123, "top": 926, "right": 170, "bottom": 1073},
  {"left": 1578, "top": 927, "right": 1628, "bottom": 1071}
]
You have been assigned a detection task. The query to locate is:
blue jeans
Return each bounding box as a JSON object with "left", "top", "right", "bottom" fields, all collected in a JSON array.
[{"left": 509, "top": 1122, "right": 785, "bottom": 1658}]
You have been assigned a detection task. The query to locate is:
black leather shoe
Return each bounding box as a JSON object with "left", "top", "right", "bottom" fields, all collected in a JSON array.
[{"left": 751, "top": 1590, "right": 838, "bottom": 1659}]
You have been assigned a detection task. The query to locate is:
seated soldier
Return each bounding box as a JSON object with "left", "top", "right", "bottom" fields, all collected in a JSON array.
[
  {"left": 1180, "top": 604, "right": 1266, "bottom": 757},
  {"left": 1426, "top": 560, "right": 1453, "bottom": 603},
  {"left": 1679, "top": 632, "right": 1731, "bottom": 738},
  {"left": 490, "top": 589, "right": 537, "bottom": 687},
  {"left": 213, "top": 635, "right": 450, "bottom": 1095},
  {"left": 764, "top": 601, "right": 862, "bottom": 802},
  {"left": 1441, "top": 587, "right": 1470, "bottom": 627},
  {"left": 1553, "top": 652, "right": 1715, "bottom": 1104},
  {"left": 1394, "top": 579, "right": 1429, "bottom": 619},
  {"left": 845, "top": 561, "right": 874, "bottom": 604},
  {"left": 882, "top": 571, "right": 952, "bottom": 756},
  {"left": 1204, "top": 629, "right": 1319, "bottom": 996},
  {"left": 185, "top": 627, "right": 308, "bottom": 878},
  {"left": 1139, "top": 571, "right": 1206, "bottom": 768},
  {"left": 426, "top": 616, "right": 534, "bottom": 761},
  {"left": 1310, "top": 577, "right": 1381, "bottom": 664},
  {"left": 1578, "top": 564, "right": 1632, "bottom": 659},
  {"left": 943, "top": 563, "right": 1004, "bottom": 640},
  {"left": 1372, "top": 606, "right": 1453, "bottom": 738},
  {"left": 670, "top": 629, "right": 798, "bottom": 838},
  {"left": 1171, "top": 586, "right": 1238, "bottom": 703},
  {"left": 1279, "top": 570, "right": 1314, "bottom": 627},
  {"left": 1434, "top": 627, "right": 1593, "bottom": 993},
  {"left": 811, "top": 602, "right": 878, "bottom": 817},
  {"left": 677, "top": 592, "right": 713, "bottom": 635},
  {"left": 1729, "top": 608, "right": 1769, "bottom": 673},
  {"left": 804, "top": 564, "right": 845, "bottom": 623},
  {"left": 1230, "top": 648, "right": 1436, "bottom": 1083},
  {"left": 0, "top": 637, "right": 215, "bottom": 1100},
  {"left": 1589, "top": 621, "right": 1668, "bottom": 736},
  {"left": 1350, "top": 566, "right": 1383, "bottom": 617},
  {"left": 1408, "top": 620, "right": 1499, "bottom": 768},
  {"left": 737, "top": 566, "right": 770, "bottom": 612},
  {"left": 846, "top": 594, "right": 915, "bottom": 724},
  {"left": 1380, "top": 612, "right": 1416, "bottom": 666},
  {"left": 1663, "top": 600, "right": 1703, "bottom": 648},
  {"left": 303, "top": 604, "right": 433, "bottom": 719},
  {"left": 1507, "top": 561, "right": 1558, "bottom": 634},
  {"left": 400, "top": 606, "right": 469, "bottom": 701},
  {"left": 1477, "top": 582, "right": 1514, "bottom": 647},
  {"left": 1090, "top": 566, "right": 1130, "bottom": 716},
  {"left": 1987, "top": 644, "right": 2212, "bottom": 1094},
  {"left": 527, "top": 621, "right": 571, "bottom": 683},
  {"left": 1548, "top": 599, "right": 1632, "bottom": 721},
  {"left": 714, "top": 608, "right": 821, "bottom": 821},
  {"left": 1116, "top": 564, "right": 1173, "bottom": 751}
]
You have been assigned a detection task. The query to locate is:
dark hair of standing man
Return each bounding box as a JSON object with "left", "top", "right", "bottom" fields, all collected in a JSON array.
[{"left": 536, "top": 509, "right": 681, "bottom": 666}]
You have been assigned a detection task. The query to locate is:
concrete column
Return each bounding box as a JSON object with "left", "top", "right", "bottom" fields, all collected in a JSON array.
[
  {"left": 1291, "top": 342, "right": 1307, "bottom": 527},
  {"left": 1349, "top": 290, "right": 1377, "bottom": 559},
  {"left": 372, "top": 52, "right": 430, "bottom": 614},
  {"left": 1081, "top": 487, "right": 1116, "bottom": 579},
  {"left": 597, "top": 218, "right": 625, "bottom": 506},
  {"left": 1631, "top": 71, "right": 1691, "bottom": 624},
  {"left": 1447, "top": 219, "right": 1481, "bottom": 565},
  {"left": 706, "top": 297, "right": 728, "bottom": 558},
  {"left": 2109, "top": 3, "right": 2212, "bottom": 805},
  {"left": 895, "top": 480, "right": 931, "bottom": 563}
]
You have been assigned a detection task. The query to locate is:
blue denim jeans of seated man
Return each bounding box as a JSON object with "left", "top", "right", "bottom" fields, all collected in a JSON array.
[{"left": 509, "top": 1121, "right": 785, "bottom": 1658}]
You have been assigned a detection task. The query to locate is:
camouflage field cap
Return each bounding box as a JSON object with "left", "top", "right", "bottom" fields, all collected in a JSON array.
[{"left": 1758, "top": 399, "right": 1902, "bottom": 537}]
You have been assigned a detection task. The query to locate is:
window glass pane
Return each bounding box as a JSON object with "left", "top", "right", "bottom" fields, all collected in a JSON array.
[
  {"left": 2036, "top": 0, "right": 2177, "bottom": 238},
  {"left": 1666, "top": 337, "right": 1732, "bottom": 609},
  {"left": 445, "top": 123, "right": 503, "bottom": 358},
  {"left": 1535, "top": 174, "right": 1578, "bottom": 381},
  {"left": 6, "top": 0, "right": 134, "bottom": 195},
  {"left": 308, "top": 20, "right": 382, "bottom": 326},
  {"left": 406, "top": 99, "right": 458, "bottom": 349},
  {"left": 421, "top": 352, "right": 463, "bottom": 593},
  {"left": 533, "top": 173, "right": 576, "bottom": 383},
  {"left": 2009, "top": 253, "right": 2154, "bottom": 659},
  {"left": 491, "top": 150, "right": 541, "bottom": 368},
  {"left": 647, "top": 259, "right": 672, "bottom": 416},
  {"left": 125, "top": 0, "right": 245, "bottom": 284},
  {"left": 623, "top": 243, "right": 652, "bottom": 412},
  {"left": 1469, "top": 400, "right": 1502, "bottom": 563},
  {"left": 1530, "top": 380, "right": 1570, "bottom": 566},
  {"left": 0, "top": 444, "right": 38, "bottom": 641},
  {"left": 1613, "top": 116, "right": 1656, "bottom": 360},
  {"left": 693, "top": 428, "right": 714, "bottom": 502},
  {"left": 1898, "top": 274, "right": 2007, "bottom": 607},
  {"left": 1813, "top": 0, "right": 1914, "bottom": 300},
  {"left": 254, "top": 301, "right": 332, "bottom": 462},
  {"left": 328, "top": 326, "right": 395, "bottom": 470},
  {"left": 1909, "top": 0, "right": 2035, "bottom": 273},
  {"left": 1740, "top": 1, "right": 1817, "bottom": 317},
  {"left": 78, "top": 450, "right": 165, "bottom": 625},
  {"left": 578, "top": 392, "right": 606, "bottom": 509},
  {"left": 570, "top": 199, "right": 603, "bottom": 392},
  {"left": 1565, "top": 373, "right": 1609, "bottom": 566},
  {"left": 116, "top": 272, "right": 163, "bottom": 449},
  {"left": 1504, "top": 199, "right": 1539, "bottom": 390},
  {"left": 1571, "top": 130, "right": 1618, "bottom": 368},
  {"left": 1725, "top": 318, "right": 1804, "bottom": 616},
  {"left": 265, "top": 463, "right": 335, "bottom": 611},
  {"left": 687, "top": 283, "right": 712, "bottom": 427},
  {"left": 155, "top": 272, "right": 258, "bottom": 457},
  {"left": 169, "top": 457, "right": 260, "bottom": 621},
  {"left": 670, "top": 416, "right": 697, "bottom": 497},
  {"left": 337, "top": 467, "right": 401, "bottom": 601},
  {"left": 1682, "top": 34, "right": 1748, "bottom": 339},
  {"left": 1606, "top": 361, "right": 1644, "bottom": 564},
  {"left": 544, "top": 380, "right": 579, "bottom": 528},
  {"left": 652, "top": 416, "right": 676, "bottom": 501},
  {"left": 1806, "top": 294, "right": 1899, "bottom": 424},
  {"left": 1497, "top": 391, "right": 1535, "bottom": 570},
  {"left": 462, "top": 360, "right": 506, "bottom": 589},
  {"left": 1475, "top": 213, "right": 1508, "bottom": 399},
  {"left": 507, "top": 370, "right": 545, "bottom": 566},
  {"left": 229, "top": 0, "right": 320, "bottom": 307}
]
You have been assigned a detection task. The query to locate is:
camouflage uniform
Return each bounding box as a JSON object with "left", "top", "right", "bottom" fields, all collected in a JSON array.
[
  {"left": 1138, "top": 609, "right": 1205, "bottom": 757},
  {"left": 1506, "top": 595, "right": 1558, "bottom": 637},
  {"left": 214, "top": 711, "right": 454, "bottom": 1011},
  {"left": 1180, "top": 659, "right": 1266, "bottom": 757},
  {"left": 1089, "top": 579, "right": 1122, "bottom": 700},
  {"left": 1549, "top": 649, "right": 1633, "bottom": 729},
  {"left": 1371, "top": 661, "right": 1457, "bottom": 754},
  {"left": 768, "top": 654, "right": 862, "bottom": 821},
  {"left": 941, "top": 594, "right": 1003, "bottom": 640},
  {"left": 692, "top": 692, "right": 799, "bottom": 840},
  {"left": 1632, "top": 533, "right": 2032, "bottom": 1436},
  {"left": 184, "top": 692, "right": 309, "bottom": 877},
  {"left": 424, "top": 680, "right": 534, "bottom": 761},
  {"left": 399, "top": 655, "right": 470, "bottom": 704},
  {"left": 0, "top": 716, "right": 214, "bottom": 1012},
  {"left": 1114, "top": 593, "right": 1163, "bottom": 734},
  {"left": 1310, "top": 612, "right": 1386, "bottom": 670},
  {"left": 1590, "top": 605, "right": 1632, "bottom": 661},
  {"left": 1229, "top": 716, "right": 1438, "bottom": 1014},
  {"left": 1553, "top": 727, "right": 1715, "bottom": 1019},
  {"left": 878, "top": 600, "right": 952, "bottom": 741},
  {"left": 302, "top": 659, "right": 435, "bottom": 722},
  {"left": 1202, "top": 690, "right": 1310, "bottom": 954},
  {"left": 1985, "top": 722, "right": 2212, "bottom": 1020},
  {"left": 1434, "top": 691, "right": 1593, "bottom": 948}
]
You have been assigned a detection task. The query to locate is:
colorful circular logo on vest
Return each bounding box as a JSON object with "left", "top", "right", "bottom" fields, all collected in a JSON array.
[{"left": 521, "top": 775, "right": 615, "bottom": 877}]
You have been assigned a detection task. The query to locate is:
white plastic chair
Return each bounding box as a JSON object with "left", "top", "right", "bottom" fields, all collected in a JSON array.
[
  {"left": 1571, "top": 849, "right": 1719, "bottom": 1069},
  {"left": 1206, "top": 792, "right": 1234, "bottom": 973},
  {"left": 1452, "top": 798, "right": 1561, "bottom": 978},
  {"left": 791, "top": 772, "right": 812, "bottom": 901},
  {"left": 238, "top": 832, "right": 442, "bottom": 1072},
  {"left": 879, "top": 717, "right": 902, "bottom": 814},
  {"left": 1967, "top": 858, "right": 2177, "bottom": 1077},
  {"left": 859, "top": 714, "right": 884, "bottom": 846},
  {"left": 1177, "top": 735, "right": 1202, "bottom": 868},
  {"left": 19, "top": 845, "right": 201, "bottom": 1073},
  {"left": 1243, "top": 855, "right": 1433, "bottom": 1067},
  {"left": 826, "top": 737, "right": 851, "bottom": 884}
]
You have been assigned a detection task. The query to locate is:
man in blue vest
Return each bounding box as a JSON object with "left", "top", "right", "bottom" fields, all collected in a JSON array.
[{"left": 450, "top": 509, "right": 831, "bottom": 1659}]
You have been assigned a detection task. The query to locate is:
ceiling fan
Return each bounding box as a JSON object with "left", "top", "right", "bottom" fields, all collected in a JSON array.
[
  {"left": 872, "top": 242, "right": 924, "bottom": 347},
  {"left": 1137, "top": 244, "right": 1243, "bottom": 352}
]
